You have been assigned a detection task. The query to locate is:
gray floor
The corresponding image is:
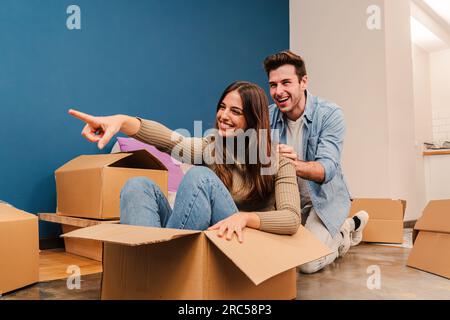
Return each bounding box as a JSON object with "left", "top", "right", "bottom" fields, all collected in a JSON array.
[
  {"left": 297, "top": 243, "right": 450, "bottom": 299},
  {"left": 1, "top": 273, "right": 102, "bottom": 300},
  {"left": 2, "top": 234, "right": 450, "bottom": 300}
]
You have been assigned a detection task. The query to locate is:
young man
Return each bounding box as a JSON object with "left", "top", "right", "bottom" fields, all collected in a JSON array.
[{"left": 263, "top": 50, "right": 368, "bottom": 274}]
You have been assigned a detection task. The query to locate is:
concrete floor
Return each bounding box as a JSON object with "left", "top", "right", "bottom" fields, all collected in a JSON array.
[
  {"left": 2, "top": 240, "right": 449, "bottom": 300},
  {"left": 297, "top": 243, "right": 450, "bottom": 299},
  {"left": 1, "top": 272, "right": 102, "bottom": 300}
]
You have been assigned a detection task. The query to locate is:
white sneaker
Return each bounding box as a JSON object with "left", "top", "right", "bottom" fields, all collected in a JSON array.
[
  {"left": 349, "top": 210, "right": 369, "bottom": 247},
  {"left": 338, "top": 218, "right": 353, "bottom": 257}
]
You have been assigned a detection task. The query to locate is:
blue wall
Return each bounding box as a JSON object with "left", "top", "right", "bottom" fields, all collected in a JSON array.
[{"left": 0, "top": 0, "right": 289, "bottom": 238}]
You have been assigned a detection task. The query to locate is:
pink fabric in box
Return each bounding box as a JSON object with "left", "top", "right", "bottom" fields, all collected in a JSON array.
[{"left": 116, "top": 137, "right": 184, "bottom": 192}]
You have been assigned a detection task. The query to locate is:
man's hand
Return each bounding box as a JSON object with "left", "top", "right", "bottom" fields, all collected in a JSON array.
[
  {"left": 68, "top": 109, "right": 140, "bottom": 149},
  {"left": 207, "top": 213, "right": 255, "bottom": 243},
  {"left": 277, "top": 144, "right": 298, "bottom": 161},
  {"left": 277, "top": 143, "right": 325, "bottom": 183}
]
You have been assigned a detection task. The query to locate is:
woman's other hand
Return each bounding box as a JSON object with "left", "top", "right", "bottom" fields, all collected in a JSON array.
[{"left": 207, "top": 212, "right": 260, "bottom": 243}]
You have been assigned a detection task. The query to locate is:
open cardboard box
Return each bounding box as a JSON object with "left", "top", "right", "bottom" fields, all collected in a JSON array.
[
  {"left": 0, "top": 204, "right": 39, "bottom": 295},
  {"left": 407, "top": 200, "right": 450, "bottom": 279},
  {"left": 55, "top": 149, "right": 168, "bottom": 220},
  {"left": 39, "top": 213, "right": 119, "bottom": 261},
  {"left": 62, "top": 223, "right": 332, "bottom": 300},
  {"left": 349, "top": 198, "right": 406, "bottom": 244}
]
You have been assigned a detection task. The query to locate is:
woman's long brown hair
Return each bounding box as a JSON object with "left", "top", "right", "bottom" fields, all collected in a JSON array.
[{"left": 212, "top": 81, "right": 274, "bottom": 203}]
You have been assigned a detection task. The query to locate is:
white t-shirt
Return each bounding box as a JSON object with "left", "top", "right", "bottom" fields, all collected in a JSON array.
[
  {"left": 286, "top": 116, "right": 304, "bottom": 159},
  {"left": 285, "top": 115, "right": 312, "bottom": 211}
]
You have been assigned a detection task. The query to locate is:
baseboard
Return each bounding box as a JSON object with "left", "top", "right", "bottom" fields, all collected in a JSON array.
[
  {"left": 39, "top": 237, "right": 65, "bottom": 250},
  {"left": 403, "top": 220, "right": 417, "bottom": 229}
]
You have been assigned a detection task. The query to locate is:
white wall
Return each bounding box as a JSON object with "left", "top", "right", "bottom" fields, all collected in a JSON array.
[
  {"left": 430, "top": 49, "right": 450, "bottom": 142},
  {"left": 290, "top": 0, "right": 390, "bottom": 197},
  {"left": 290, "top": 0, "right": 426, "bottom": 220},
  {"left": 412, "top": 45, "right": 433, "bottom": 144},
  {"left": 412, "top": 44, "right": 433, "bottom": 219},
  {"left": 384, "top": 0, "right": 421, "bottom": 221}
]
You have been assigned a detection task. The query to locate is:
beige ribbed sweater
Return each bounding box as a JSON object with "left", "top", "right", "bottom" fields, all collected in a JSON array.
[{"left": 132, "top": 119, "right": 300, "bottom": 235}]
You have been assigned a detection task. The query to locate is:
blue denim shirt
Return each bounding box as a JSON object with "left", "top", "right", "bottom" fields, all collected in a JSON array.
[{"left": 269, "top": 91, "right": 351, "bottom": 237}]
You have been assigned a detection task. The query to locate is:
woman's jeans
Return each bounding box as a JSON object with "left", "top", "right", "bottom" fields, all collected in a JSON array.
[{"left": 120, "top": 166, "right": 238, "bottom": 230}]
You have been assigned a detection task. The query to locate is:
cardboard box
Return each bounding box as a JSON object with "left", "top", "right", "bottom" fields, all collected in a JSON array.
[
  {"left": 349, "top": 198, "right": 406, "bottom": 244},
  {"left": 62, "top": 224, "right": 332, "bottom": 300},
  {"left": 407, "top": 200, "right": 450, "bottom": 279},
  {"left": 39, "top": 213, "right": 119, "bottom": 261},
  {"left": 0, "top": 204, "right": 39, "bottom": 295},
  {"left": 55, "top": 150, "right": 168, "bottom": 220}
]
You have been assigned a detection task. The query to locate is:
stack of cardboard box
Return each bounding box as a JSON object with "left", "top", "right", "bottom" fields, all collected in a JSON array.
[
  {"left": 0, "top": 204, "right": 39, "bottom": 295},
  {"left": 349, "top": 198, "right": 449, "bottom": 279},
  {"left": 63, "top": 219, "right": 332, "bottom": 299},
  {"left": 349, "top": 198, "right": 406, "bottom": 244},
  {"left": 54, "top": 150, "right": 333, "bottom": 299},
  {"left": 40, "top": 149, "right": 169, "bottom": 261},
  {"left": 5, "top": 148, "right": 449, "bottom": 298},
  {"left": 38, "top": 213, "right": 118, "bottom": 261},
  {"left": 407, "top": 200, "right": 450, "bottom": 279}
]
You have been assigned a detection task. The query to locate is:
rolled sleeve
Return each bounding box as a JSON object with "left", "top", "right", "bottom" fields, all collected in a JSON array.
[
  {"left": 314, "top": 108, "right": 345, "bottom": 184},
  {"left": 316, "top": 158, "right": 337, "bottom": 184}
]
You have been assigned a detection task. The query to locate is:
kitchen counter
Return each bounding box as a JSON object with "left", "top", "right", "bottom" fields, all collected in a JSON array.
[
  {"left": 423, "top": 150, "right": 450, "bottom": 201},
  {"left": 423, "top": 149, "right": 450, "bottom": 156}
]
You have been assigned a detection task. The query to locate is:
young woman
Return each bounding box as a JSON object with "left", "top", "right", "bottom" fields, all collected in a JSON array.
[{"left": 69, "top": 81, "right": 300, "bottom": 242}]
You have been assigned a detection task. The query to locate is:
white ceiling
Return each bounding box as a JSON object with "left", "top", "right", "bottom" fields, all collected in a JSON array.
[
  {"left": 411, "top": 0, "right": 450, "bottom": 52},
  {"left": 423, "top": 0, "right": 450, "bottom": 26},
  {"left": 411, "top": 17, "right": 448, "bottom": 52}
]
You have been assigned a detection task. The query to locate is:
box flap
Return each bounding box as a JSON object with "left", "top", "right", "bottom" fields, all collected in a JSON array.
[
  {"left": 361, "top": 219, "right": 403, "bottom": 244},
  {"left": 407, "top": 230, "right": 450, "bottom": 279},
  {"left": 61, "top": 223, "right": 200, "bottom": 246},
  {"left": 39, "top": 213, "right": 119, "bottom": 227},
  {"left": 55, "top": 153, "right": 131, "bottom": 172},
  {"left": 414, "top": 200, "right": 450, "bottom": 233},
  {"left": 55, "top": 150, "right": 168, "bottom": 173},
  {"left": 110, "top": 149, "right": 168, "bottom": 171},
  {"left": 0, "top": 204, "right": 37, "bottom": 222},
  {"left": 204, "top": 225, "right": 332, "bottom": 286},
  {"left": 349, "top": 198, "right": 405, "bottom": 220}
]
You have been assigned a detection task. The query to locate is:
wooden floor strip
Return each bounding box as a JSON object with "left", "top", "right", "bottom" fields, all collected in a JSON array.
[{"left": 39, "top": 249, "right": 102, "bottom": 282}]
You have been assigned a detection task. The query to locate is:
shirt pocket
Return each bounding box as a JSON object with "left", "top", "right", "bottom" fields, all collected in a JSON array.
[{"left": 306, "top": 135, "right": 319, "bottom": 161}]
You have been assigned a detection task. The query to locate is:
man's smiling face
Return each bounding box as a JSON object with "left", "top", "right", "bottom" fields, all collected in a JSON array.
[{"left": 269, "top": 64, "right": 308, "bottom": 116}]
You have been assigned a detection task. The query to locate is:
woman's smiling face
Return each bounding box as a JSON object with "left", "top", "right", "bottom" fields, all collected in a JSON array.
[{"left": 216, "top": 90, "right": 247, "bottom": 137}]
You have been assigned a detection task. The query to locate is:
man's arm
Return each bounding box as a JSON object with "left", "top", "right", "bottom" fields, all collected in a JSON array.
[
  {"left": 293, "top": 160, "right": 325, "bottom": 183},
  {"left": 313, "top": 108, "right": 346, "bottom": 184},
  {"left": 277, "top": 144, "right": 325, "bottom": 183},
  {"left": 278, "top": 107, "right": 346, "bottom": 184}
]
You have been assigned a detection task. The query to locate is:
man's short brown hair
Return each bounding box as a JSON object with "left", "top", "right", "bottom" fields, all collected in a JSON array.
[{"left": 263, "top": 50, "right": 307, "bottom": 81}]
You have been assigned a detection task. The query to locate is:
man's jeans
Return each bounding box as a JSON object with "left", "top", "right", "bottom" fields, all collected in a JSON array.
[
  {"left": 298, "top": 208, "right": 344, "bottom": 274},
  {"left": 120, "top": 166, "right": 238, "bottom": 230}
]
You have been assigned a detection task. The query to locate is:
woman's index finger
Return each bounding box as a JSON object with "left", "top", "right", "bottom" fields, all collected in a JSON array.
[{"left": 68, "top": 109, "right": 96, "bottom": 124}]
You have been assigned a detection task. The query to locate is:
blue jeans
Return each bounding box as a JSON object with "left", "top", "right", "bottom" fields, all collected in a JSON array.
[{"left": 120, "top": 166, "right": 238, "bottom": 230}]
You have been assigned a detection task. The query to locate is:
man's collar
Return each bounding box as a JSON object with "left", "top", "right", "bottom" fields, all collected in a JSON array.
[{"left": 303, "top": 90, "right": 314, "bottom": 122}]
